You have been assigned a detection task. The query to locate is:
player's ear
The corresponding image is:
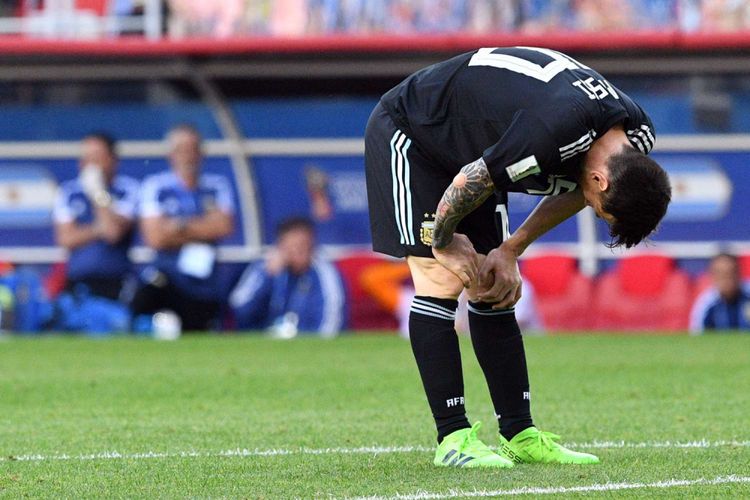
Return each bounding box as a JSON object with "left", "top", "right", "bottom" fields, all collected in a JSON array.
[{"left": 592, "top": 170, "right": 609, "bottom": 192}]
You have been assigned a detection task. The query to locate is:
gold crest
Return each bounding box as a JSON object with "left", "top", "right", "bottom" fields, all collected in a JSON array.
[{"left": 420, "top": 213, "right": 435, "bottom": 246}]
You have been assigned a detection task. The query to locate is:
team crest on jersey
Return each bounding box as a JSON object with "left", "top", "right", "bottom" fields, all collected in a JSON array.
[{"left": 420, "top": 213, "right": 435, "bottom": 246}]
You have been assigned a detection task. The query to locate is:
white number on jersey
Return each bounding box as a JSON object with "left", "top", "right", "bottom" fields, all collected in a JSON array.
[
  {"left": 572, "top": 77, "right": 619, "bottom": 101},
  {"left": 525, "top": 175, "right": 578, "bottom": 196},
  {"left": 467, "top": 47, "right": 590, "bottom": 83}
]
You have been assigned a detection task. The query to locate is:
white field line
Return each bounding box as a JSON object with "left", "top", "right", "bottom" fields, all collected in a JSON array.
[
  {"left": 1, "top": 439, "right": 749, "bottom": 463},
  {"left": 568, "top": 439, "right": 750, "bottom": 449},
  {"left": 0, "top": 445, "right": 433, "bottom": 462},
  {"left": 350, "top": 475, "right": 750, "bottom": 499}
]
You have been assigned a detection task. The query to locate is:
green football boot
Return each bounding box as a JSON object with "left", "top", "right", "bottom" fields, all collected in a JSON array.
[
  {"left": 434, "top": 422, "right": 515, "bottom": 468},
  {"left": 498, "top": 427, "right": 600, "bottom": 464}
]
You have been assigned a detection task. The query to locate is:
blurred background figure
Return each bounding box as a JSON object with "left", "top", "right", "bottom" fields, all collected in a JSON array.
[
  {"left": 168, "top": 0, "right": 244, "bottom": 38},
  {"left": 130, "top": 124, "right": 235, "bottom": 332},
  {"left": 53, "top": 132, "right": 138, "bottom": 302},
  {"left": 690, "top": 253, "right": 750, "bottom": 333},
  {"left": 229, "top": 217, "right": 346, "bottom": 337}
]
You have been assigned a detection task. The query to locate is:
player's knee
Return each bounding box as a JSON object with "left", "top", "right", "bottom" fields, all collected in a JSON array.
[{"left": 406, "top": 256, "right": 464, "bottom": 299}]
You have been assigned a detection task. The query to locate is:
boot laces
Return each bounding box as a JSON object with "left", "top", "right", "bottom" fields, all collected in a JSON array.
[
  {"left": 535, "top": 430, "right": 562, "bottom": 455},
  {"left": 459, "top": 422, "right": 492, "bottom": 457}
]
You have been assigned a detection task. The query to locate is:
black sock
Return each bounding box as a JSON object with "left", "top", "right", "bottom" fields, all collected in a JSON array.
[
  {"left": 468, "top": 302, "right": 533, "bottom": 440},
  {"left": 409, "top": 296, "right": 470, "bottom": 443}
]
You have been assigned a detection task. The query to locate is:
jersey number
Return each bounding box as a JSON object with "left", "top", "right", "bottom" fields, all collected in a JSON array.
[
  {"left": 526, "top": 176, "right": 577, "bottom": 196},
  {"left": 468, "top": 47, "right": 589, "bottom": 83},
  {"left": 572, "top": 77, "right": 619, "bottom": 101},
  {"left": 469, "top": 47, "right": 619, "bottom": 102}
]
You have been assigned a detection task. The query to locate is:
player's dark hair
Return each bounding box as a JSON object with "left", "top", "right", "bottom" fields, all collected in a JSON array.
[
  {"left": 84, "top": 132, "right": 117, "bottom": 157},
  {"left": 276, "top": 216, "right": 315, "bottom": 239},
  {"left": 602, "top": 145, "right": 671, "bottom": 248}
]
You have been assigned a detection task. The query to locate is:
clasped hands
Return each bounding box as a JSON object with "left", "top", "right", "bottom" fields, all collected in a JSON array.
[{"left": 432, "top": 233, "right": 522, "bottom": 309}]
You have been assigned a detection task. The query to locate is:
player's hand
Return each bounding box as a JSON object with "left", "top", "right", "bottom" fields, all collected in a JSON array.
[
  {"left": 432, "top": 233, "right": 479, "bottom": 287},
  {"left": 79, "top": 164, "right": 106, "bottom": 199},
  {"left": 477, "top": 244, "right": 522, "bottom": 309}
]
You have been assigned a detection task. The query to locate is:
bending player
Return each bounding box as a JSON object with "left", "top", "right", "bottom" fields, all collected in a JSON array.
[{"left": 365, "top": 47, "right": 671, "bottom": 468}]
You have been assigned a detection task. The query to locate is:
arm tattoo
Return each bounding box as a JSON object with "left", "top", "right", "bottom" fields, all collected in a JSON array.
[{"left": 432, "top": 157, "right": 495, "bottom": 249}]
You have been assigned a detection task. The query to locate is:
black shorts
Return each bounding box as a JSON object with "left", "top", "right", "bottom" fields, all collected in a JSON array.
[
  {"left": 129, "top": 270, "right": 220, "bottom": 332},
  {"left": 365, "top": 102, "right": 508, "bottom": 259}
]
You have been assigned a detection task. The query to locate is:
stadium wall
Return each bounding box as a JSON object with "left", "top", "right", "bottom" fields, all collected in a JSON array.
[{"left": 0, "top": 113, "right": 748, "bottom": 275}]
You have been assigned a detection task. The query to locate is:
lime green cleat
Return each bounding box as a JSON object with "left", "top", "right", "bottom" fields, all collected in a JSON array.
[
  {"left": 498, "top": 427, "right": 600, "bottom": 465},
  {"left": 434, "top": 422, "right": 514, "bottom": 468}
]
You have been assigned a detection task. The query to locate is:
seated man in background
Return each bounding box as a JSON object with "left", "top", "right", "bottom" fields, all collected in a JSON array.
[
  {"left": 53, "top": 132, "right": 138, "bottom": 301},
  {"left": 690, "top": 253, "right": 750, "bottom": 333},
  {"left": 131, "top": 124, "right": 235, "bottom": 332},
  {"left": 229, "top": 217, "right": 345, "bottom": 337}
]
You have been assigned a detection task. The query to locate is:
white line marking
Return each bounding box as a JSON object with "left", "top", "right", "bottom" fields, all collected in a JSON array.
[
  {"left": 350, "top": 475, "right": 750, "bottom": 499},
  {"left": 569, "top": 439, "right": 750, "bottom": 449},
  {"left": 1, "top": 439, "right": 748, "bottom": 463},
  {"left": 0, "top": 445, "right": 434, "bottom": 462}
]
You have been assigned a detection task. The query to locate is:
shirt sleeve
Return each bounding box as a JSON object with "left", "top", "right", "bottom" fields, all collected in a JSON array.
[
  {"left": 689, "top": 289, "right": 717, "bottom": 335},
  {"left": 52, "top": 185, "right": 75, "bottom": 224},
  {"left": 310, "top": 260, "right": 346, "bottom": 337},
  {"left": 139, "top": 175, "right": 165, "bottom": 218},
  {"left": 621, "top": 94, "right": 656, "bottom": 154},
  {"left": 482, "top": 111, "right": 559, "bottom": 190},
  {"left": 112, "top": 177, "right": 139, "bottom": 220},
  {"left": 229, "top": 262, "right": 274, "bottom": 329},
  {"left": 483, "top": 109, "right": 591, "bottom": 191},
  {"left": 205, "top": 175, "right": 235, "bottom": 215}
]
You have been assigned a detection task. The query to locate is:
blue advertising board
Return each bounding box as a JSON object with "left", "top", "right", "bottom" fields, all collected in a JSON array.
[{"left": 0, "top": 149, "right": 748, "bottom": 258}]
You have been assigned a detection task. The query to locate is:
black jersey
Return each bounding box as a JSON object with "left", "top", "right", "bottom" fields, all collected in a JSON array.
[{"left": 380, "top": 47, "right": 655, "bottom": 196}]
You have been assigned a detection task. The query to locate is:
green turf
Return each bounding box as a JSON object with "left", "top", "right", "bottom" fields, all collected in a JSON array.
[{"left": 0, "top": 333, "right": 749, "bottom": 498}]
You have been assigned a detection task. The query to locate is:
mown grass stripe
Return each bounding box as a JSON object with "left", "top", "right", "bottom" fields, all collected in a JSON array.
[{"left": 351, "top": 475, "right": 750, "bottom": 499}]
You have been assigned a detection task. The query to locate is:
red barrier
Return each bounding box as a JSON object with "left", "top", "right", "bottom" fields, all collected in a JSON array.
[{"left": 1, "top": 31, "right": 749, "bottom": 56}]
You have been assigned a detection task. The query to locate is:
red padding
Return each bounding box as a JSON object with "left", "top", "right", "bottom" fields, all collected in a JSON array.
[
  {"left": 2, "top": 30, "right": 745, "bottom": 57},
  {"left": 617, "top": 254, "right": 675, "bottom": 296},
  {"left": 521, "top": 254, "right": 579, "bottom": 296}
]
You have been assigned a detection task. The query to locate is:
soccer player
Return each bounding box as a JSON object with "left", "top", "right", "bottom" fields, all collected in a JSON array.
[{"left": 365, "top": 47, "right": 671, "bottom": 468}]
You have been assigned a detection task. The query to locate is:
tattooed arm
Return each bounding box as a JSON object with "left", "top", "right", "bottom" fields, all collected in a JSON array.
[
  {"left": 430, "top": 157, "right": 495, "bottom": 287},
  {"left": 432, "top": 157, "right": 495, "bottom": 249}
]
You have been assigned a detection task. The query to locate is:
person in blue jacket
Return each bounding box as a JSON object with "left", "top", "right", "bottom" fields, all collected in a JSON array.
[
  {"left": 229, "top": 217, "right": 346, "bottom": 337},
  {"left": 690, "top": 253, "right": 750, "bottom": 333}
]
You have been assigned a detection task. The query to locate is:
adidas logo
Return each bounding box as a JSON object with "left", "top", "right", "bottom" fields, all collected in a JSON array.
[{"left": 442, "top": 449, "right": 475, "bottom": 467}]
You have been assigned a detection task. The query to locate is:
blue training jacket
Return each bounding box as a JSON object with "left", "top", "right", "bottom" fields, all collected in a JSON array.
[
  {"left": 690, "top": 282, "right": 750, "bottom": 334},
  {"left": 229, "top": 259, "right": 346, "bottom": 336}
]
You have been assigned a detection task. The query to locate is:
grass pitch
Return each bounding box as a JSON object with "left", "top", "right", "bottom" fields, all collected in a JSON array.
[{"left": 0, "top": 333, "right": 749, "bottom": 498}]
